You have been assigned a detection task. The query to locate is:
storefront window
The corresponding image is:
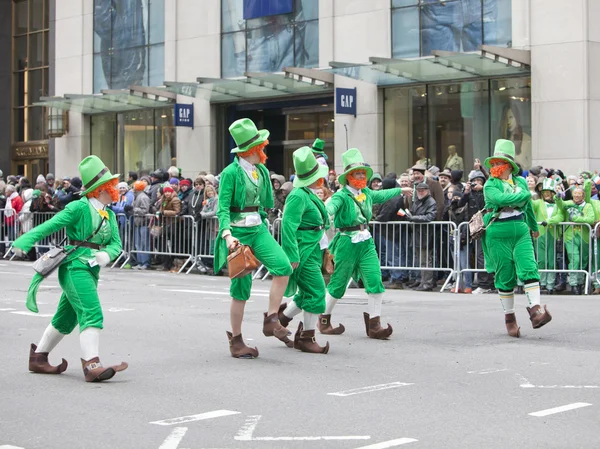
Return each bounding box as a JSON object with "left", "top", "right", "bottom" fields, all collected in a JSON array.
[
  {"left": 391, "top": 0, "right": 512, "bottom": 58},
  {"left": 93, "top": 0, "right": 165, "bottom": 92},
  {"left": 91, "top": 107, "right": 175, "bottom": 175},
  {"left": 221, "top": 0, "right": 319, "bottom": 78}
]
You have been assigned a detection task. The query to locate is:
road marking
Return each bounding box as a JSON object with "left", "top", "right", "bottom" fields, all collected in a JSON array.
[
  {"left": 234, "top": 415, "right": 370, "bottom": 441},
  {"left": 467, "top": 368, "right": 508, "bottom": 375},
  {"left": 0, "top": 308, "right": 17, "bottom": 311},
  {"left": 529, "top": 402, "right": 592, "bottom": 417},
  {"left": 328, "top": 382, "right": 414, "bottom": 397},
  {"left": 158, "top": 427, "right": 188, "bottom": 449},
  {"left": 163, "top": 289, "right": 268, "bottom": 297},
  {"left": 150, "top": 410, "right": 240, "bottom": 426},
  {"left": 0, "top": 445, "right": 26, "bottom": 449},
  {"left": 525, "top": 385, "right": 600, "bottom": 389},
  {"left": 107, "top": 307, "right": 134, "bottom": 313},
  {"left": 515, "top": 373, "right": 535, "bottom": 388},
  {"left": 10, "top": 311, "right": 53, "bottom": 317},
  {"left": 354, "top": 438, "right": 418, "bottom": 448}
]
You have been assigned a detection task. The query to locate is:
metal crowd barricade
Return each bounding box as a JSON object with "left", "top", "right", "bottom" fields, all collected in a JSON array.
[
  {"left": 186, "top": 216, "right": 219, "bottom": 274},
  {"left": 120, "top": 214, "right": 196, "bottom": 274},
  {"left": 593, "top": 222, "right": 600, "bottom": 289},
  {"left": 371, "top": 221, "right": 457, "bottom": 292},
  {"left": 110, "top": 213, "right": 131, "bottom": 269},
  {"left": 1, "top": 208, "right": 23, "bottom": 260},
  {"left": 454, "top": 222, "right": 487, "bottom": 292},
  {"left": 252, "top": 218, "right": 282, "bottom": 280},
  {"left": 30, "top": 211, "right": 65, "bottom": 254}
]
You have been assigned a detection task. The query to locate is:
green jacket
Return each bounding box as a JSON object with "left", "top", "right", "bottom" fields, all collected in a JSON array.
[
  {"left": 13, "top": 197, "right": 122, "bottom": 312},
  {"left": 483, "top": 177, "right": 538, "bottom": 232},
  {"left": 555, "top": 197, "right": 595, "bottom": 242},
  {"left": 214, "top": 158, "right": 273, "bottom": 272},
  {"left": 326, "top": 187, "right": 402, "bottom": 230},
  {"left": 532, "top": 199, "right": 562, "bottom": 237}
]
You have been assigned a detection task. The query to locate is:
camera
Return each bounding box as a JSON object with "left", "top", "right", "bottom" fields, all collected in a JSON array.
[{"left": 469, "top": 182, "right": 477, "bottom": 187}]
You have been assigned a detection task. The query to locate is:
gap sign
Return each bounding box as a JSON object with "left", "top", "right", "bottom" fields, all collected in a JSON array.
[
  {"left": 175, "top": 104, "right": 194, "bottom": 128},
  {"left": 336, "top": 87, "right": 357, "bottom": 117}
]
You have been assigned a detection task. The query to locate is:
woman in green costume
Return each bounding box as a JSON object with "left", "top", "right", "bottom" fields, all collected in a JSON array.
[
  {"left": 13, "top": 156, "right": 128, "bottom": 382},
  {"left": 214, "top": 118, "right": 293, "bottom": 358},
  {"left": 482, "top": 140, "right": 552, "bottom": 338},
  {"left": 319, "top": 148, "right": 403, "bottom": 340},
  {"left": 278, "top": 147, "right": 330, "bottom": 354}
]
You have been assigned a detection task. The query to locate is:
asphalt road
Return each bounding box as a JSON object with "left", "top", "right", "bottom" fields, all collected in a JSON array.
[{"left": 1, "top": 261, "right": 600, "bottom": 449}]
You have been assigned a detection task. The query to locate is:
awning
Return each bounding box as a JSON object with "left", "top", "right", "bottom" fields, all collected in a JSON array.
[
  {"left": 326, "top": 46, "right": 530, "bottom": 86},
  {"left": 33, "top": 85, "right": 176, "bottom": 114},
  {"left": 161, "top": 68, "right": 333, "bottom": 103}
]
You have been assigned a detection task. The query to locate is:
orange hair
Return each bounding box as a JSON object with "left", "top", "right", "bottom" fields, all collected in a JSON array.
[
  {"left": 86, "top": 178, "right": 119, "bottom": 203},
  {"left": 238, "top": 140, "right": 269, "bottom": 164},
  {"left": 347, "top": 170, "right": 368, "bottom": 190}
]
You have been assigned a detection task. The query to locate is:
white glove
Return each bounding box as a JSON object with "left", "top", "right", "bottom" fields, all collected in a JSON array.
[{"left": 94, "top": 251, "right": 111, "bottom": 268}]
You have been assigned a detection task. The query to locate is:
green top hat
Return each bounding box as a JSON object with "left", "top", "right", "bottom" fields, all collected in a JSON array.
[
  {"left": 338, "top": 148, "right": 373, "bottom": 186},
  {"left": 292, "top": 146, "right": 329, "bottom": 188},
  {"left": 229, "top": 118, "right": 270, "bottom": 154},
  {"left": 541, "top": 177, "right": 557, "bottom": 192},
  {"left": 484, "top": 139, "right": 519, "bottom": 175},
  {"left": 79, "top": 155, "right": 120, "bottom": 196},
  {"left": 311, "top": 138, "right": 326, "bottom": 154}
]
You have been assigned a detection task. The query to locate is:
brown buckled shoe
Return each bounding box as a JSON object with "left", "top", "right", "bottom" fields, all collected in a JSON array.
[
  {"left": 293, "top": 322, "right": 329, "bottom": 354},
  {"left": 81, "top": 357, "right": 128, "bottom": 382},
  {"left": 363, "top": 312, "right": 393, "bottom": 340},
  {"left": 227, "top": 331, "right": 259, "bottom": 359},
  {"left": 527, "top": 304, "right": 552, "bottom": 329},
  {"left": 505, "top": 313, "right": 520, "bottom": 338},
  {"left": 317, "top": 314, "right": 345, "bottom": 335},
  {"left": 263, "top": 312, "right": 294, "bottom": 347},
  {"left": 28, "top": 343, "right": 68, "bottom": 374},
  {"left": 278, "top": 302, "right": 292, "bottom": 328}
]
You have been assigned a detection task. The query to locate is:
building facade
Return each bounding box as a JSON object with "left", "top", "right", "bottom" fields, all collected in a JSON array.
[{"left": 2, "top": 0, "right": 599, "bottom": 180}]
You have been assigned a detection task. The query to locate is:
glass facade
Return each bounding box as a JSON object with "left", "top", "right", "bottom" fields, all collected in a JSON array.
[
  {"left": 91, "top": 107, "right": 175, "bottom": 176},
  {"left": 12, "top": 0, "right": 49, "bottom": 142},
  {"left": 221, "top": 0, "right": 319, "bottom": 78},
  {"left": 93, "top": 0, "right": 165, "bottom": 92},
  {"left": 391, "top": 0, "right": 513, "bottom": 58},
  {"left": 384, "top": 77, "right": 530, "bottom": 175}
]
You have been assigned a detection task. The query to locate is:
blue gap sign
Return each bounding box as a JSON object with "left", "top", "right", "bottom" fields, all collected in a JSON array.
[{"left": 243, "top": 0, "right": 293, "bottom": 19}]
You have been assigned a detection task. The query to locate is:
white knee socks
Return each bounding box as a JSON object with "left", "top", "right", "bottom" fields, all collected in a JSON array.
[
  {"left": 368, "top": 293, "right": 383, "bottom": 318},
  {"left": 524, "top": 281, "right": 541, "bottom": 307},
  {"left": 283, "top": 300, "right": 302, "bottom": 319},
  {"left": 80, "top": 328, "right": 101, "bottom": 361},
  {"left": 36, "top": 324, "right": 65, "bottom": 353},
  {"left": 499, "top": 291, "right": 515, "bottom": 314},
  {"left": 325, "top": 292, "right": 339, "bottom": 315},
  {"left": 303, "top": 312, "right": 318, "bottom": 331}
]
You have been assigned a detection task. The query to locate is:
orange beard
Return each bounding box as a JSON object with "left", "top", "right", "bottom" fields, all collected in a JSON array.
[
  {"left": 490, "top": 162, "right": 512, "bottom": 179},
  {"left": 86, "top": 178, "right": 119, "bottom": 202},
  {"left": 347, "top": 171, "right": 367, "bottom": 190},
  {"left": 239, "top": 140, "right": 269, "bottom": 165},
  {"left": 314, "top": 178, "right": 325, "bottom": 188}
]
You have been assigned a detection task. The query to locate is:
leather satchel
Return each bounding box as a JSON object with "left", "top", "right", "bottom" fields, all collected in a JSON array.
[
  {"left": 468, "top": 209, "right": 487, "bottom": 241},
  {"left": 227, "top": 244, "right": 260, "bottom": 279},
  {"left": 322, "top": 249, "right": 334, "bottom": 275}
]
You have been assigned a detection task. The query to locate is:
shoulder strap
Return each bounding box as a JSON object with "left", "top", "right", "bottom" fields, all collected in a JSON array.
[
  {"left": 345, "top": 190, "right": 369, "bottom": 222},
  {"left": 63, "top": 217, "right": 107, "bottom": 255}
]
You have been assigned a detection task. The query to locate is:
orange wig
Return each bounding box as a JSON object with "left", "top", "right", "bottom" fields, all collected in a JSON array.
[
  {"left": 238, "top": 140, "right": 269, "bottom": 164},
  {"left": 86, "top": 178, "right": 119, "bottom": 203}
]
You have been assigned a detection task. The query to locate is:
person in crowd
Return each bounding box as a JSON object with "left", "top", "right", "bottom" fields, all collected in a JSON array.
[
  {"left": 527, "top": 174, "right": 539, "bottom": 199},
  {"left": 127, "top": 171, "right": 138, "bottom": 186},
  {"left": 214, "top": 118, "right": 293, "bottom": 358},
  {"left": 407, "top": 182, "right": 438, "bottom": 292},
  {"left": 169, "top": 178, "right": 180, "bottom": 194},
  {"left": 148, "top": 169, "right": 166, "bottom": 203},
  {"left": 167, "top": 166, "right": 181, "bottom": 180},
  {"left": 12, "top": 155, "right": 127, "bottom": 382},
  {"left": 411, "top": 164, "right": 445, "bottom": 220},
  {"left": 4, "top": 184, "right": 24, "bottom": 244},
  {"left": 45, "top": 173, "right": 55, "bottom": 195},
  {"left": 178, "top": 179, "right": 192, "bottom": 204},
  {"left": 482, "top": 139, "right": 551, "bottom": 338},
  {"left": 369, "top": 173, "right": 383, "bottom": 191},
  {"left": 271, "top": 174, "right": 285, "bottom": 192},
  {"left": 31, "top": 184, "right": 57, "bottom": 214},
  {"left": 157, "top": 185, "right": 181, "bottom": 272},
  {"left": 197, "top": 185, "right": 219, "bottom": 272},
  {"left": 427, "top": 166, "right": 440, "bottom": 181},
  {"left": 444, "top": 145, "right": 464, "bottom": 173},
  {"left": 278, "top": 147, "right": 331, "bottom": 354},
  {"left": 320, "top": 148, "right": 402, "bottom": 339},
  {"left": 132, "top": 180, "right": 151, "bottom": 270},
  {"left": 310, "top": 138, "right": 329, "bottom": 170},
  {"left": 18, "top": 177, "right": 32, "bottom": 195},
  {"left": 54, "top": 177, "right": 79, "bottom": 210},
  {"left": 0, "top": 169, "right": 6, "bottom": 192},
  {"left": 110, "top": 182, "right": 135, "bottom": 268},
  {"left": 450, "top": 170, "right": 464, "bottom": 193},
  {"left": 327, "top": 170, "right": 338, "bottom": 193},
  {"left": 447, "top": 189, "right": 471, "bottom": 293}
]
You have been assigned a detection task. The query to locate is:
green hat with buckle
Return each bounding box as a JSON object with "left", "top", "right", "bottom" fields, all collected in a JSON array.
[
  {"left": 338, "top": 148, "right": 373, "bottom": 186},
  {"left": 229, "top": 118, "right": 270, "bottom": 154},
  {"left": 484, "top": 139, "right": 520, "bottom": 175},
  {"left": 79, "top": 155, "right": 120, "bottom": 196},
  {"left": 292, "top": 146, "right": 329, "bottom": 188}
]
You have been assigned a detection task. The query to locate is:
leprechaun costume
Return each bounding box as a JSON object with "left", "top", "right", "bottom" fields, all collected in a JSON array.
[
  {"left": 482, "top": 140, "right": 552, "bottom": 337},
  {"left": 311, "top": 138, "right": 329, "bottom": 166},
  {"left": 279, "top": 147, "right": 330, "bottom": 354},
  {"left": 321, "top": 148, "right": 402, "bottom": 339},
  {"left": 13, "top": 156, "right": 128, "bottom": 382},
  {"left": 532, "top": 178, "right": 563, "bottom": 294},
  {"left": 214, "top": 118, "right": 293, "bottom": 358}
]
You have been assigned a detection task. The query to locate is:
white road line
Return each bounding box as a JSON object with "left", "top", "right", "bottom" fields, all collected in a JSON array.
[
  {"left": 354, "top": 438, "right": 418, "bottom": 448},
  {"left": 0, "top": 445, "right": 26, "bottom": 449},
  {"left": 107, "top": 307, "right": 134, "bottom": 313},
  {"left": 529, "top": 402, "right": 592, "bottom": 417},
  {"left": 235, "top": 415, "right": 262, "bottom": 441},
  {"left": 150, "top": 410, "right": 240, "bottom": 426},
  {"left": 467, "top": 368, "right": 508, "bottom": 375},
  {"left": 163, "top": 289, "right": 268, "bottom": 297},
  {"left": 0, "top": 308, "right": 17, "bottom": 311},
  {"left": 158, "top": 427, "right": 188, "bottom": 449},
  {"left": 10, "top": 311, "right": 53, "bottom": 317},
  {"left": 515, "top": 373, "right": 535, "bottom": 388},
  {"left": 525, "top": 385, "right": 600, "bottom": 389},
  {"left": 328, "top": 382, "right": 414, "bottom": 397}
]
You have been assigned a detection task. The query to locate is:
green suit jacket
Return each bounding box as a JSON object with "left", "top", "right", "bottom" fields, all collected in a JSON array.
[{"left": 483, "top": 177, "right": 538, "bottom": 232}]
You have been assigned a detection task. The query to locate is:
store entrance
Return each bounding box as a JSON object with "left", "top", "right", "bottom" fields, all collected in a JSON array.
[{"left": 12, "top": 158, "right": 48, "bottom": 182}]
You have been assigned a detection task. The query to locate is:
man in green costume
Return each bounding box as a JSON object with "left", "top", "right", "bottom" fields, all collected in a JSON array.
[
  {"left": 532, "top": 178, "right": 563, "bottom": 295},
  {"left": 214, "top": 118, "right": 294, "bottom": 358},
  {"left": 13, "top": 156, "right": 128, "bottom": 382},
  {"left": 278, "top": 147, "right": 330, "bottom": 354},
  {"left": 554, "top": 184, "right": 595, "bottom": 295},
  {"left": 319, "top": 148, "right": 402, "bottom": 339},
  {"left": 482, "top": 140, "right": 552, "bottom": 338}
]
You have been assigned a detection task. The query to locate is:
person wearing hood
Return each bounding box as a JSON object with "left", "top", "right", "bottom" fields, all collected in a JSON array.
[
  {"left": 178, "top": 179, "right": 192, "bottom": 204},
  {"left": 271, "top": 174, "right": 285, "bottom": 192},
  {"left": 450, "top": 170, "right": 464, "bottom": 192}
]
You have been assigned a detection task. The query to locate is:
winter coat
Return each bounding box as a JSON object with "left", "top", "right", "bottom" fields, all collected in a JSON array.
[
  {"left": 457, "top": 189, "right": 485, "bottom": 220},
  {"left": 132, "top": 190, "right": 151, "bottom": 226},
  {"left": 187, "top": 189, "right": 205, "bottom": 220},
  {"left": 110, "top": 191, "right": 134, "bottom": 226},
  {"left": 200, "top": 196, "right": 219, "bottom": 220},
  {"left": 375, "top": 194, "right": 407, "bottom": 242},
  {"left": 178, "top": 188, "right": 192, "bottom": 214},
  {"left": 409, "top": 193, "right": 437, "bottom": 247},
  {"left": 159, "top": 195, "right": 181, "bottom": 217}
]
